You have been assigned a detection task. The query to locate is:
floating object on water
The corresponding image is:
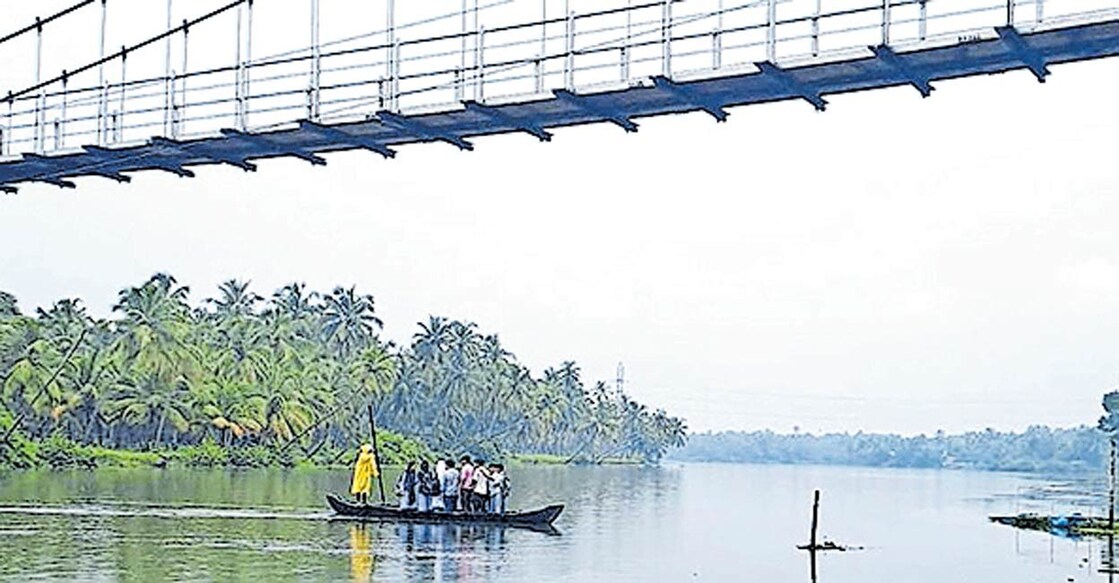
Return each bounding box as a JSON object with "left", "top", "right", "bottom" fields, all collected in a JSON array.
[{"left": 989, "top": 513, "right": 1116, "bottom": 538}]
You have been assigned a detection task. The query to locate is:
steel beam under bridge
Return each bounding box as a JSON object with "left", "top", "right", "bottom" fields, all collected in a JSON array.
[{"left": 3, "top": 19, "right": 1119, "bottom": 192}]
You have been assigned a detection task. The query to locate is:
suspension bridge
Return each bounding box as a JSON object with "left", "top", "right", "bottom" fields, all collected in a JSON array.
[{"left": 0, "top": 0, "right": 1117, "bottom": 193}]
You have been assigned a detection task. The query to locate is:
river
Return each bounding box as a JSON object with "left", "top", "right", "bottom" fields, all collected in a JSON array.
[{"left": 0, "top": 463, "right": 1111, "bottom": 581}]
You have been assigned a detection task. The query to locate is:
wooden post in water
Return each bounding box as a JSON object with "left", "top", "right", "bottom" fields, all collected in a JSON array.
[
  {"left": 810, "top": 489, "right": 820, "bottom": 550},
  {"left": 1111, "top": 438, "right": 1116, "bottom": 533},
  {"left": 368, "top": 404, "right": 387, "bottom": 504},
  {"left": 1106, "top": 439, "right": 1117, "bottom": 577}
]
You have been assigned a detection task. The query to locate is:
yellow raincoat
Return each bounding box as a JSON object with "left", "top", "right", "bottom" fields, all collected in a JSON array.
[{"left": 350, "top": 444, "right": 379, "bottom": 496}]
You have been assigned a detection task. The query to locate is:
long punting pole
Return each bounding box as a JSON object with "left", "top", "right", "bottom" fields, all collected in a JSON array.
[{"left": 368, "top": 403, "right": 387, "bottom": 504}]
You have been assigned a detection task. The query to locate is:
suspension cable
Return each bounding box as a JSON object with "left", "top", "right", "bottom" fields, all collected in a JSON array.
[
  {"left": 7, "top": 0, "right": 246, "bottom": 102},
  {"left": 0, "top": 0, "right": 96, "bottom": 47}
]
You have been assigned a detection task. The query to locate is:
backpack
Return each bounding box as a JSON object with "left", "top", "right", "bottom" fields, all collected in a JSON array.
[{"left": 420, "top": 472, "right": 441, "bottom": 496}]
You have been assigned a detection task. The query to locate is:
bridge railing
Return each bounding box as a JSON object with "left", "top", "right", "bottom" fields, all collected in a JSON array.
[{"left": 2, "top": 0, "right": 1118, "bottom": 159}]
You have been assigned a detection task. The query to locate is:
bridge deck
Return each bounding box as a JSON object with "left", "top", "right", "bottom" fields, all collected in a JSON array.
[{"left": 3, "top": 19, "right": 1118, "bottom": 192}]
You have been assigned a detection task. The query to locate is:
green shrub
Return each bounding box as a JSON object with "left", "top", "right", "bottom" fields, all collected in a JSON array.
[
  {"left": 38, "top": 435, "right": 97, "bottom": 470},
  {"left": 0, "top": 410, "right": 38, "bottom": 470},
  {"left": 174, "top": 439, "right": 230, "bottom": 468},
  {"left": 89, "top": 447, "right": 165, "bottom": 468},
  {"left": 228, "top": 444, "right": 276, "bottom": 468},
  {"left": 372, "top": 430, "right": 432, "bottom": 465}
]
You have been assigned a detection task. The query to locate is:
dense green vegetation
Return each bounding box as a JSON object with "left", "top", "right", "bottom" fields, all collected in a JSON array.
[
  {"left": 670, "top": 426, "right": 1106, "bottom": 473},
  {"left": 0, "top": 275, "right": 685, "bottom": 470}
]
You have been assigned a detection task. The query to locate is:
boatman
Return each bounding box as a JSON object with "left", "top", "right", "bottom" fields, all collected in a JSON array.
[{"left": 351, "top": 443, "right": 378, "bottom": 505}]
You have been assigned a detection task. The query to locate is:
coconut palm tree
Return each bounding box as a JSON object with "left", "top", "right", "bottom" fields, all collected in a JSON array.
[
  {"left": 105, "top": 372, "right": 193, "bottom": 447},
  {"left": 111, "top": 273, "right": 196, "bottom": 378},
  {"left": 412, "top": 316, "right": 450, "bottom": 363},
  {"left": 321, "top": 286, "right": 382, "bottom": 359},
  {"left": 0, "top": 291, "right": 20, "bottom": 317},
  {"left": 207, "top": 279, "right": 262, "bottom": 319}
]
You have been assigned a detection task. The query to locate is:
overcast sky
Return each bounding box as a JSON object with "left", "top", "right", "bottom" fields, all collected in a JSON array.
[{"left": 3, "top": 1, "right": 1119, "bottom": 435}]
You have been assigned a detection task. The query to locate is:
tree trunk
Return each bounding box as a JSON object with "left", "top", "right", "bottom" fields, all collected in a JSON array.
[{"left": 154, "top": 413, "right": 167, "bottom": 447}]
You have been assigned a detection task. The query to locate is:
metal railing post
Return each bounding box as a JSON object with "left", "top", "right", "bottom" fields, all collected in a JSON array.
[
  {"left": 538, "top": 0, "right": 547, "bottom": 92},
  {"left": 919, "top": 0, "right": 928, "bottom": 41},
  {"left": 244, "top": 0, "right": 254, "bottom": 129},
  {"left": 564, "top": 10, "right": 575, "bottom": 90},
  {"left": 164, "top": 0, "right": 173, "bottom": 136},
  {"left": 1007, "top": 0, "right": 1015, "bottom": 26},
  {"left": 170, "top": 71, "right": 179, "bottom": 137},
  {"left": 235, "top": 0, "right": 243, "bottom": 130},
  {"left": 33, "top": 99, "right": 41, "bottom": 153},
  {"left": 713, "top": 0, "right": 724, "bottom": 69},
  {"left": 476, "top": 27, "right": 485, "bottom": 103},
  {"left": 59, "top": 72, "right": 67, "bottom": 149},
  {"left": 1036, "top": 0, "right": 1044, "bottom": 26},
  {"left": 624, "top": 0, "right": 633, "bottom": 79},
  {"left": 118, "top": 46, "right": 127, "bottom": 143},
  {"left": 458, "top": 0, "right": 468, "bottom": 101},
  {"left": 5, "top": 96, "right": 13, "bottom": 156},
  {"left": 392, "top": 40, "right": 401, "bottom": 110},
  {"left": 389, "top": 0, "right": 399, "bottom": 110},
  {"left": 766, "top": 0, "right": 777, "bottom": 62},
  {"left": 97, "top": 0, "right": 108, "bottom": 145},
  {"left": 34, "top": 17, "right": 43, "bottom": 153},
  {"left": 812, "top": 0, "right": 821, "bottom": 56},
  {"left": 180, "top": 20, "right": 189, "bottom": 136},
  {"left": 882, "top": 0, "right": 891, "bottom": 46},
  {"left": 662, "top": 0, "right": 673, "bottom": 77},
  {"left": 310, "top": 0, "right": 321, "bottom": 121}
]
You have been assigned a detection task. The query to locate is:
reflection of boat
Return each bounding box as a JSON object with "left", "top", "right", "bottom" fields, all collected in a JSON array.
[{"left": 326, "top": 494, "right": 564, "bottom": 534}]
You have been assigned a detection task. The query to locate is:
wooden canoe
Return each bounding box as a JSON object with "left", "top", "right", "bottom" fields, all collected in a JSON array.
[{"left": 326, "top": 494, "right": 563, "bottom": 532}]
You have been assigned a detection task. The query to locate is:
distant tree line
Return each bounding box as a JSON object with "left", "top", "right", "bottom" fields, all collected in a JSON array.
[
  {"left": 670, "top": 426, "right": 1106, "bottom": 473},
  {"left": 0, "top": 274, "right": 685, "bottom": 469}
]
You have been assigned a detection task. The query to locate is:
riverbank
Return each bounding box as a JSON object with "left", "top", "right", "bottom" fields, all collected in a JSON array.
[
  {"left": 670, "top": 427, "right": 1107, "bottom": 475},
  {"left": 0, "top": 430, "right": 433, "bottom": 471},
  {"left": 1, "top": 434, "right": 654, "bottom": 472},
  {"left": 509, "top": 453, "right": 645, "bottom": 466}
]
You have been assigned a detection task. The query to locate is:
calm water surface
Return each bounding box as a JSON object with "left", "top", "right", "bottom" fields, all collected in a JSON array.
[{"left": 0, "top": 463, "right": 1110, "bottom": 581}]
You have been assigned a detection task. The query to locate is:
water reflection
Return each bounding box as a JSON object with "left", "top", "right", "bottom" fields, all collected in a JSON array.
[
  {"left": 349, "top": 525, "right": 374, "bottom": 582},
  {"left": 390, "top": 522, "right": 511, "bottom": 580}
]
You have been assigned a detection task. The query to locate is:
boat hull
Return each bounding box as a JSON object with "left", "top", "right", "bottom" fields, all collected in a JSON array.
[{"left": 326, "top": 494, "right": 563, "bottom": 532}]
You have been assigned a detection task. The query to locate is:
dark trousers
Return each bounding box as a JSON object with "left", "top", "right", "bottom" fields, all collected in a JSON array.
[
  {"left": 472, "top": 494, "right": 490, "bottom": 514},
  {"left": 443, "top": 494, "right": 457, "bottom": 512},
  {"left": 460, "top": 490, "right": 472, "bottom": 512}
]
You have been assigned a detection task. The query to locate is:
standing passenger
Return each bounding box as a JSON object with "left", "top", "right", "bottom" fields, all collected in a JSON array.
[
  {"left": 471, "top": 459, "right": 491, "bottom": 514},
  {"left": 432, "top": 459, "right": 448, "bottom": 512},
  {"left": 349, "top": 444, "right": 378, "bottom": 505},
  {"left": 489, "top": 464, "right": 509, "bottom": 514},
  {"left": 395, "top": 461, "right": 418, "bottom": 510},
  {"left": 459, "top": 456, "right": 475, "bottom": 512},
  {"left": 441, "top": 459, "right": 460, "bottom": 513},
  {"left": 417, "top": 460, "right": 439, "bottom": 512}
]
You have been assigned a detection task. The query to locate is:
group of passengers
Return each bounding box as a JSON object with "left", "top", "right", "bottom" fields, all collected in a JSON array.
[{"left": 395, "top": 456, "right": 510, "bottom": 515}]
